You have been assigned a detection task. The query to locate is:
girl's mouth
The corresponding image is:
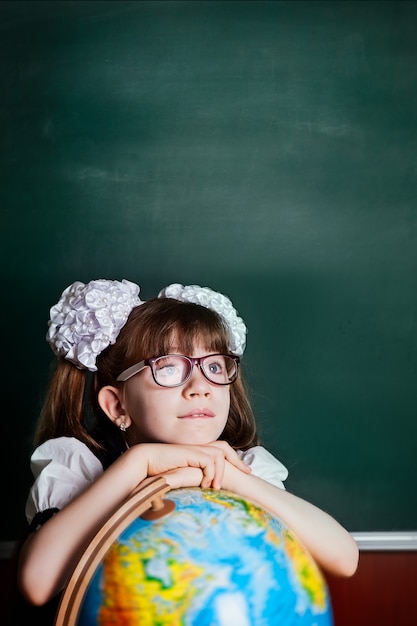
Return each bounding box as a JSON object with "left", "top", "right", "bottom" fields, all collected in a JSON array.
[{"left": 178, "top": 409, "right": 215, "bottom": 419}]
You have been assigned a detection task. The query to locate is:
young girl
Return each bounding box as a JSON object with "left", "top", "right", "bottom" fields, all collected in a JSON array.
[{"left": 17, "top": 278, "right": 358, "bottom": 614}]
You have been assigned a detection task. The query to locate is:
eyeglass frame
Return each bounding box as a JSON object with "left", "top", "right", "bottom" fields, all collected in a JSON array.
[{"left": 116, "top": 353, "right": 240, "bottom": 387}]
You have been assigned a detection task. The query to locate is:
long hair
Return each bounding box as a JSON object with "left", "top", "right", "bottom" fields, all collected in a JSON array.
[{"left": 34, "top": 298, "right": 258, "bottom": 458}]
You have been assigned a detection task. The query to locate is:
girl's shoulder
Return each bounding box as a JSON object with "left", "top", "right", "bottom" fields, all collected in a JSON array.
[
  {"left": 26, "top": 437, "right": 104, "bottom": 526},
  {"left": 30, "top": 436, "right": 103, "bottom": 477},
  {"left": 238, "top": 445, "right": 289, "bottom": 489}
]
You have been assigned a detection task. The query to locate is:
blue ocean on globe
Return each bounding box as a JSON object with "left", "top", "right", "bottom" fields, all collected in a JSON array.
[{"left": 78, "top": 488, "right": 333, "bottom": 625}]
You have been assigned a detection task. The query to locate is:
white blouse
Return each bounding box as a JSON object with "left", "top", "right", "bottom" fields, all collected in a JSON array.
[{"left": 25, "top": 436, "right": 288, "bottom": 524}]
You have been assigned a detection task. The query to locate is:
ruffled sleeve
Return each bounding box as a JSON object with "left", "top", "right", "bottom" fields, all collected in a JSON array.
[
  {"left": 25, "top": 436, "right": 103, "bottom": 524},
  {"left": 238, "top": 446, "right": 288, "bottom": 489}
]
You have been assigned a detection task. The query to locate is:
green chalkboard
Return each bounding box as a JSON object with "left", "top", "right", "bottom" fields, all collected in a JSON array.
[{"left": 1, "top": 0, "right": 416, "bottom": 541}]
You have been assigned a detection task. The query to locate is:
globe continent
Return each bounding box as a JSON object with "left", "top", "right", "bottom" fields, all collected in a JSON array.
[{"left": 78, "top": 488, "right": 333, "bottom": 625}]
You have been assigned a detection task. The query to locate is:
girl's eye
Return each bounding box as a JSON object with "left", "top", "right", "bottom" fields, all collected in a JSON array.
[
  {"left": 153, "top": 356, "right": 187, "bottom": 383},
  {"left": 155, "top": 360, "right": 178, "bottom": 376},
  {"left": 208, "top": 360, "right": 224, "bottom": 375},
  {"left": 160, "top": 365, "right": 178, "bottom": 377}
]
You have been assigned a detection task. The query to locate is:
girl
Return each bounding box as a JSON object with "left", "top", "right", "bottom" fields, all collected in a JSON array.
[{"left": 17, "top": 278, "right": 358, "bottom": 613}]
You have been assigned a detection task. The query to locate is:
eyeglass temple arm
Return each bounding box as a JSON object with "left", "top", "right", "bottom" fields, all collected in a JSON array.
[{"left": 116, "top": 360, "right": 147, "bottom": 382}]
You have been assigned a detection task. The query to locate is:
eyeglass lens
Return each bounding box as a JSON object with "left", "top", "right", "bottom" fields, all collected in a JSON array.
[{"left": 152, "top": 354, "right": 237, "bottom": 387}]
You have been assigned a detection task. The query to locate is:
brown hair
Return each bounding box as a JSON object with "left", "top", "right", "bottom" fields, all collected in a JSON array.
[{"left": 34, "top": 298, "right": 258, "bottom": 456}]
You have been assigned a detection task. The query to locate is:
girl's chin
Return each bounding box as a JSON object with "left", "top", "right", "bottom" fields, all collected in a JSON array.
[{"left": 171, "top": 432, "right": 222, "bottom": 446}]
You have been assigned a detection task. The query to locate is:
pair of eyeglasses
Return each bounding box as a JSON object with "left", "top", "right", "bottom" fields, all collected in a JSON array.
[{"left": 116, "top": 354, "right": 240, "bottom": 387}]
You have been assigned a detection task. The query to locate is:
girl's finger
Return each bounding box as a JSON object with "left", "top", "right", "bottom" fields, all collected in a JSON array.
[
  {"left": 210, "top": 453, "right": 225, "bottom": 490},
  {"left": 209, "top": 441, "right": 251, "bottom": 473},
  {"left": 200, "top": 458, "right": 215, "bottom": 488}
]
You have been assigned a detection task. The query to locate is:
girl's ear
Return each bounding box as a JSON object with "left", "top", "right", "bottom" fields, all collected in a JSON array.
[{"left": 98, "top": 386, "right": 132, "bottom": 429}]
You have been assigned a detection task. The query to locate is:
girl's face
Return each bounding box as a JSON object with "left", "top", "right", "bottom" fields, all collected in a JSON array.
[{"left": 122, "top": 341, "right": 231, "bottom": 446}]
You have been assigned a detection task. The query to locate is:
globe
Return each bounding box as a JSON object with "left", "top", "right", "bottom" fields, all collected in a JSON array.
[{"left": 57, "top": 485, "right": 333, "bottom": 626}]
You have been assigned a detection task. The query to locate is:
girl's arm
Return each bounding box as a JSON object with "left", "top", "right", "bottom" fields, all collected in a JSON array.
[
  {"left": 18, "top": 442, "right": 249, "bottom": 606},
  {"left": 222, "top": 461, "right": 359, "bottom": 578}
]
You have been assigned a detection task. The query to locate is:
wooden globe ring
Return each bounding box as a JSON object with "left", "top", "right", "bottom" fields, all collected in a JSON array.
[{"left": 54, "top": 476, "right": 174, "bottom": 626}]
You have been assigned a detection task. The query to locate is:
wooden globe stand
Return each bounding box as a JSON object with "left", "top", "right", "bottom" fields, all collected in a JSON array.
[{"left": 54, "top": 476, "right": 175, "bottom": 626}]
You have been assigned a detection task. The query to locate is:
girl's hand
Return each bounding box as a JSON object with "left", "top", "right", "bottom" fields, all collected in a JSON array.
[
  {"left": 136, "top": 441, "right": 250, "bottom": 491},
  {"left": 205, "top": 440, "right": 252, "bottom": 486},
  {"left": 161, "top": 466, "right": 204, "bottom": 489}
]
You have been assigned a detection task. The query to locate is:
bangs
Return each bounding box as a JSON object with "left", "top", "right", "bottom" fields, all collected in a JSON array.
[
  {"left": 121, "top": 298, "right": 231, "bottom": 367},
  {"left": 169, "top": 319, "right": 228, "bottom": 356}
]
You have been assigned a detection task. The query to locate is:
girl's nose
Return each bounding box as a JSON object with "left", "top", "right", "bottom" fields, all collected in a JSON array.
[{"left": 183, "top": 363, "right": 211, "bottom": 396}]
